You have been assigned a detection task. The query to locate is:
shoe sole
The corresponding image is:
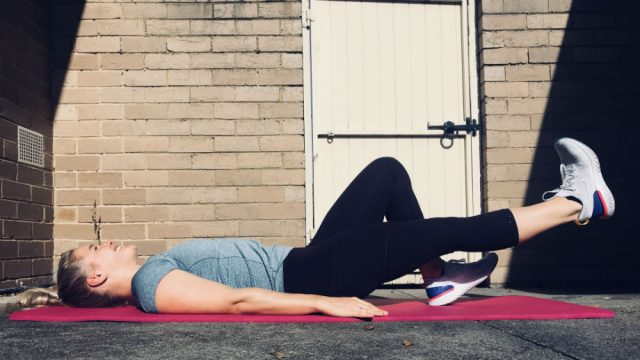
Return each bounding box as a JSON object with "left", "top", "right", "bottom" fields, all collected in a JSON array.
[
  {"left": 560, "top": 138, "right": 615, "bottom": 218},
  {"left": 428, "top": 275, "right": 489, "bottom": 306}
]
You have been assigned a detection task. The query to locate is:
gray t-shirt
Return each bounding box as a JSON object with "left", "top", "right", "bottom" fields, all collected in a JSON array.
[{"left": 131, "top": 238, "right": 293, "bottom": 313}]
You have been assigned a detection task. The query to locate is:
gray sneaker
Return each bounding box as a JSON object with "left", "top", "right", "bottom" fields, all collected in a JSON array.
[{"left": 542, "top": 138, "right": 615, "bottom": 224}]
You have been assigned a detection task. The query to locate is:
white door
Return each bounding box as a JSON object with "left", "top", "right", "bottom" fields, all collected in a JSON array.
[{"left": 303, "top": 0, "right": 481, "bottom": 284}]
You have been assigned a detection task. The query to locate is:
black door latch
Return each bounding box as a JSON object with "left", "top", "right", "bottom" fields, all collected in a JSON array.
[{"left": 428, "top": 118, "right": 481, "bottom": 139}]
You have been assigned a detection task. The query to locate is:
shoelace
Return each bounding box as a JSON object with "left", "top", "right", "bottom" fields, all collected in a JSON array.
[{"left": 542, "top": 164, "right": 577, "bottom": 200}]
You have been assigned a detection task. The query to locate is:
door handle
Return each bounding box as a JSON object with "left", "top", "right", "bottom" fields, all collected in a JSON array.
[{"left": 428, "top": 118, "right": 481, "bottom": 139}]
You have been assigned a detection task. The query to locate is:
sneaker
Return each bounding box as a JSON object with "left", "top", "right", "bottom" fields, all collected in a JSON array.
[
  {"left": 542, "top": 138, "right": 615, "bottom": 224},
  {"left": 425, "top": 253, "right": 498, "bottom": 306}
]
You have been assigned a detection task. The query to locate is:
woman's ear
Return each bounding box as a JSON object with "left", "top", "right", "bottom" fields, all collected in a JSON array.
[{"left": 86, "top": 270, "right": 108, "bottom": 288}]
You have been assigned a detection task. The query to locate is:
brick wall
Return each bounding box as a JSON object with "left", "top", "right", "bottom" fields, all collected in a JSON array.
[
  {"left": 51, "top": 1, "right": 305, "bottom": 267},
  {"left": 478, "top": 0, "right": 640, "bottom": 287},
  {"left": 0, "top": 1, "right": 53, "bottom": 291}
]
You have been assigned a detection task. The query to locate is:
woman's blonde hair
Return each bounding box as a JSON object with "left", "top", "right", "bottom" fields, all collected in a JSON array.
[{"left": 8, "top": 249, "right": 125, "bottom": 312}]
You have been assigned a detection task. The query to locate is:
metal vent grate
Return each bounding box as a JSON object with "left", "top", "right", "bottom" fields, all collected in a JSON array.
[{"left": 18, "top": 126, "right": 44, "bottom": 168}]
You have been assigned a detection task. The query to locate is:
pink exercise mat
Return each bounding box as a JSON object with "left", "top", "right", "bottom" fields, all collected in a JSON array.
[{"left": 9, "top": 296, "right": 614, "bottom": 323}]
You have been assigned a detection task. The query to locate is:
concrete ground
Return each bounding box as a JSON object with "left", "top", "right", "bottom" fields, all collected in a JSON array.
[{"left": 1, "top": 288, "right": 639, "bottom": 360}]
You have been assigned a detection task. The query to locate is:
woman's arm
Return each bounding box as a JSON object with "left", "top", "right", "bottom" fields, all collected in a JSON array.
[{"left": 154, "top": 269, "right": 387, "bottom": 317}]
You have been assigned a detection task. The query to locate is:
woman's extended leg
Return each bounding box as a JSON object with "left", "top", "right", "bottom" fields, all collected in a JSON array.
[{"left": 284, "top": 137, "right": 615, "bottom": 299}]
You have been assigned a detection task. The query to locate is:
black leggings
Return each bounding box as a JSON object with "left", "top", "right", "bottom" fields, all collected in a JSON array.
[{"left": 282, "top": 157, "right": 519, "bottom": 298}]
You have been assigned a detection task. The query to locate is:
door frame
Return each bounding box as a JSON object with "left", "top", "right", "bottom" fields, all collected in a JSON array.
[{"left": 302, "top": 0, "right": 482, "bottom": 247}]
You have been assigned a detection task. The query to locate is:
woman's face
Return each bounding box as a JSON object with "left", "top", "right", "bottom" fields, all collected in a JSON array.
[{"left": 73, "top": 241, "right": 138, "bottom": 272}]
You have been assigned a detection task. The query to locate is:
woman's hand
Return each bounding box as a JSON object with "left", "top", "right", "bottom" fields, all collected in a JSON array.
[{"left": 315, "top": 296, "right": 389, "bottom": 318}]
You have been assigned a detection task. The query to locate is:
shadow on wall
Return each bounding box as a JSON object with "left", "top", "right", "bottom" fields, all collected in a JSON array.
[
  {"left": 51, "top": 0, "right": 86, "bottom": 117},
  {"left": 507, "top": 0, "right": 640, "bottom": 291}
]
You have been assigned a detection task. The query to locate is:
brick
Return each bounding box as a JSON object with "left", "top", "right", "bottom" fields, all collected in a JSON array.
[
  {"left": 215, "top": 203, "right": 304, "bottom": 220},
  {"left": 146, "top": 120, "right": 191, "bottom": 136},
  {"left": 190, "top": 54, "right": 235, "bottom": 69},
  {"left": 482, "top": 66, "right": 506, "bottom": 82},
  {"left": 509, "top": 131, "right": 542, "bottom": 147},
  {"left": 282, "top": 87, "right": 303, "bottom": 102},
  {"left": 484, "top": 82, "right": 529, "bottom": 97},
  {"left": 190, "top": 21, "right": 236, "bottom": 35},
  {"left": 167, "top": 70, "right": 212, "bottom": 85},
  {"left": 284, "top": 186, "right": 304, "bottom": 202},
  {"left": 123, "top": 171, "right": 170, "bottom": 187},
  {"left": 148, "top": 223, "right": 193, "bottom": 239},
  {"left": 169, "top": 205, "right": 215, "bottom": 221},
  {"left": 191, "top": 154, "right": 237, "bottom": 169},
  {"left": 236, "top": 120, "right": 280, "bottom": 135},
  {"left": 54, "top": 173, "right": 76, "bottom": 188},
  {"left": 147, "top": 188, "right": 194, "bottom": 204},
  {"left": 19, "top": 240, "right": 46, "bottom": 258},
  {"left": 100, "top": 54, "right": 144, "bottom": 70},
  {"left": 144, "top": 87, "right": 190, "bottom": 102},
  {"left": 101, "top": 88, "right": 145, "bottom": 103},
  {"left": 121, "top": 4, "right": 167, "bottom": 19},
  {"left": 101, "top": 224, "right": 146, "bottom": 240},
  {"left": 145, "top": 54, "right": 190, "bottom": 69},
  {"left": 97, "top": 20, "right": 145, "bottom": 36},
  {"left": 54, "top": 121, "right": 100, "bottom": 137},
  {"left": 168, "top": 171, "right": 216, "bottom": 186},
  {"left": 124, "top": 137, "right": 170, "bottom": 153},
  {"left": 78, "top": 172, "right": 123, "bottom": 188},
  {"left": 505, "top": 65, "right": 550, "bottom": 81},
  {"left": 123, "top": 240, "right": 167, "bottom": 256},
  {"left": 167, "top": 104, "right": 216, "bottom": 119},
  {"left": 167, "top": 3, "right": 212, "bottom": 19},
  {"left": 0, "top": 160, "right": 17, "bottom": 180},
  {"left": 4, "top": 220, "right": 32, "bottom": 239},
  {"left": 65, "top": 54, "right": 99, "bottom": 70},
  {"left": 259, "top": 135, "right": 303, "bottom": 151},
  {"left": 146, "top": 154, "right": 191, "bottom": 170},
  {"left": 58, "top": 88, "right": 101, "bottom": 104},
  {"left": 54, "top": 155, "right": 99, "bottom": 171},
  {"left": 1, "top": 180, "right": 29, "bottom": 202},
  {"left": 259, "top": 103, "right": 303, "bottom": 117},
  {"left": 236, "top": 54, "right": 282, "bottom": 69},
  {"left": 484, "top": 31, "right": 549, "bottom": 48},
  {"left": 53, "top": 105, "right": 78, "bottom": 121},
  {"left": 211, "top": 36, "right": 257, "bottom": 52},
  {"left": 503, "top": 0, "right": 547, "bottom": 13},
  {"left": 167, "top": 37, "right": 211, "bottom": 52},
  {"left": 190, "top": 87, "right": 236, "bottom": 102},
  {"left": 190, "top": 120, "right": 235, "bottom": 135},
  {"left": 528, "top": 47, "right": 563, "bottom": 63},
  {"left": 197, "top": 187, "right": 238, "bottom": 203},
  {"left": 0, "top": 241, "right": 18, "bottom": 259},
  {"left": 4, "top": 259, "right": 32, "bottom": 278},
  {"left": 279, "top": 54, "right": 300, "bottom": 71},
  {"left": 145, "top": 20, "right": 190, "bottom": 35},
  {"left": 190, "top": 221, "right": 239, "bottom": 237},
  {"left": 75, "top": 37, "right": 120, "bottom": 53},
  {"left": 82, "top": 4, "right": 122, "bottom": 19},
  {"left": 236, "top": 20, "right": 281, "bottom": 35},
  {"left": 283, "top": 153, "right": 304, "bottom": 168},
  {"left": 102, "top": 120, "right": 146, "bottom": 136},
  {"left": 482, "top": 48, "right": 528, "bottom": 65},
  {"left": 487, "top": 181, "right": 528, "bottom": 198},
  {"left": 32, "top": 187, "right": 53, "bottom": 206},
  {"left": 102, "top": 189, "right": 146, "bottom": 205},
  {"left": 77, "top": 104, "right": 124, "bottom": 120},
  {"left": 56, "top": 190, "right": 100, "bottom": 206},
  {"left": 33, "top": 258, "right": 52, "bottom": 276},
  {"left": 0, "top": 199, "right": 17, "bottom": 218},
  {"left": 485, "top": 131, "right": 510, "bottom": 148},
  {"left": 261, "top": 169, "right": 305, "bottom": 185},
  {"left": 237, "top": 153, "right": 281, "bottom": 169},
  {"left": 124, "top": 207, "right": 169, "bottom": 222},
  {"left": 124, "top": 71, "right": 167, "bottom": 86},
  {"left": 482, "top": 99, "right": 508, "bottom": 114},
  {"left": 507, "top": 98, "right": 549, "bottom": 114},
  {"left": 258, "top": 3, "right": 301, "bottom": 18},
  {"left": 214, "top": 4, "right": 258, "bottom": 19},
  {"left": 486, "top": 148, "right": 535, "bottom": 164},
  {"left": 280, "top": 20, "right": 302, "bottom": 36},
  {"left": 18, "top": 203, "right": 44, "bottom": 221},
  {"left": 527, "top": 14, "right": 570, "bottom": 29},
  {"left": 215, "top": 170, "right": 261, "bottom": 186},
  {"left": 54, "top": 207, "right": 76, "bottom": 223},
  {"left": 481, "top": 0, "right": 504, "bottom": 13},
  {"left": 481, "top": 15, "right": 526, "bottom": 30},
  {"left": 528, "top": 82, "right": 552, "bottom": 97},
  {"left": 214, "top": 136, "right": 259, "bottom": 152},
  {"left": 78, "top": 138, "right": 123, "bottom": 154},
  {"left": 101, "top": 154, "right": 146, "bottom": 170},
  {"left": 548, "top": 0, "right": 572, "bottom": 12},
  {"left": 215, "top": 103, "right": 259, "bottom": 119},
  {"left": 124, "top": 104, "right": 170, "bottom": 120},
  {"left": 121, "top": 37, "right": 167, "bottom": 53},
  {"left": 258, "top": 36, "right": 302, "bottom": 52},
  {"left": 168, "top": 137, "right": 214, "bottom": 152},
  {"left": 237, "top": 186, "right": 284, "bottom": 203},
  {"left": 211, "top": 70, "right": 256, "bottom": 85},
  {"left": 281, "top": 119, "right": 303, "bottom": 135}
]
